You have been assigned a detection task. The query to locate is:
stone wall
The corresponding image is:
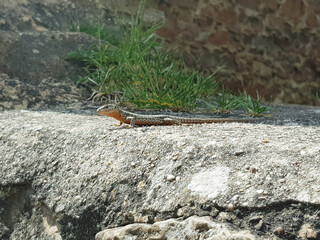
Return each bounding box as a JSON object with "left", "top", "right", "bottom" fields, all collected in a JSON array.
[
  {"left": 1, "top": 0, "right": 319, "bottom": 105},
  {"left": 153, "top": 0, "right": 320, "bottom": 105}
]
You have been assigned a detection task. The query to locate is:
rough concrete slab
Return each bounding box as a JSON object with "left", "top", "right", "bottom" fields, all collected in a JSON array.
[{"left": 0, "top": 108, "right": 319, "bottom": 239}]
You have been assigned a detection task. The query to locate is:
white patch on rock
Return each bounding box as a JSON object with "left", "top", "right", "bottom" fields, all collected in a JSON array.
[
  {"left": 188, "top": 166, "right": 230, "bottom": 199},
  {"left": 296, "top": 190, "right": 310, "bottom": 202}
]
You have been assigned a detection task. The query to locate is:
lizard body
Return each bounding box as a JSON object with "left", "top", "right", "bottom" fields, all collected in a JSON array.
[{"left": 97, "top": 104, "right": 256, "bottom": 126}]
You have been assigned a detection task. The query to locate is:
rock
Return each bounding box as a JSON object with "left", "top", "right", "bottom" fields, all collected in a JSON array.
[
  {"left": 0, "top": 73, "right": 86, "bottom": 110},
  {"left": 95, "top": 216, "right": 260, "bottom": 240},
  {"left": 254, "top": 220, "right": 264, "bottom": 230},
  {"left": 298, "top": 224, "right": 318, "bottom": 239},
  {"left": 249, "top": 216, "right": 263, "bottom": 224},
  {"left": 0, "top": 0, "right": 133, "bottom": 33},
  {"left": 227, "top": 203, "right": 235, "bottom": 211},
  {"left": 166, "top": 174, "right": 176, "bottom": 182},
  {"left": 273, "top": 226, "right": 284, "bottom": 236},
  {"left": 1, "top": 110, "right": 320, "bottom": 239},
  {"left": 0, "top": 30, "right": 95, "bottom": 83},
  {"left": 0, "top": 30, "right": 97, "bottom": 110}
]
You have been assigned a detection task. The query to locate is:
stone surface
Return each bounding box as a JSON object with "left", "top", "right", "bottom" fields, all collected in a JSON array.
[
  {"left": 1, "top": 107, "right": 319, "bottom": 239},
  {"left": 0, "top": 73, "right": 86, "bottom": 110},
  {"left": 95, "top": 216, "right": 260, "bottom": 240},
  {"left": 0, "top": 0, "right": 110, "bottom": 32},
  {"left": 0, "top": 0, "right": 163, "bottom": 32},
  {"left": 0, "top": 29, "right": 94, "bottom": 110},
  {"left": 0, "top": 30, "right": 95, "bottom": 83}
]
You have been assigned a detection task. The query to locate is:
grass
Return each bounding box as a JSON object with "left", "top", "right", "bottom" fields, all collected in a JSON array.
[
  {"left": 239, "top": 91, "right": 271, "bottom": 116},
  {"left": 68, "top": 1, "right": 269, "bottom": 115}
]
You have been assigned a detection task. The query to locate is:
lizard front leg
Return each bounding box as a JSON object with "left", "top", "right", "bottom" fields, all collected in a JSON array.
[{"left": 126, "top": 116, "right": 136, "bottom": 127}]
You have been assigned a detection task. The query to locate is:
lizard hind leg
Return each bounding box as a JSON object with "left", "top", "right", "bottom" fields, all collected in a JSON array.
[
  {"left": 127, "top": 117, "right": 136, "bottom": 127},
  {"left": 164, "top": 118, "right": 182, "bottom": 125}
]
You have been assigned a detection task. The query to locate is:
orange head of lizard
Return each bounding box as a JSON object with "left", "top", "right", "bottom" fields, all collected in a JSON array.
[
  {"left": 97, "top": 104, "right": 126, "bottom": 123},
  {"left": 97, "top": 104, "right": 119, "bottom": 116}
]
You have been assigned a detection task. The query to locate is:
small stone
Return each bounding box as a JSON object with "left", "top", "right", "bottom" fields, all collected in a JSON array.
[
  {"left": 166, "top": 174, "right": 176, "bottom": 182},
  {"left": 217, "top": 212, "right": 231, "bottom": 221},
  {"left": 257, "top": 189, "right": 264, "bottom": 194},
  {"left": 55, "top": 203, "right": 65, "bottom": 212},
  {"left": 134, "top": 214, "right": 152, "bottom": 223},
  {"left": 300, "top": 150, "right": 306, "bottom": 155},
  {"left": 254, "top": 220, "right": 264, "bottom": 230},
  {"left": 227, "top": 203, "right": 235, "bottom": 211},
  {"left": 242, "top": 202, "right": 249, "bottom": 207},
  {"left": 177, "top": 208, "right": 184, "bottom": 217},
  {"left": 74, "top": 195, "right": 81, "bottom": 201},
  {"left": 231, "top": 195, "right": 239, "bottom": 201},
  {"left": 298, "top": 224, "right": 318, "bottom": 239},
  {"left": 306, "top": 229, "right": 318, "bottom": 239},
  {"left": 130, "top": 162, "right": 136, "bottom": 167},
  {"left": 249, "top": 216, "right": 262, "bottom": 223},
  {"left": 274, "top": 227, "right": 284, "bottom": 236},
  {"left": 54, "top": 196, "right": 61, "bottom": 201},
  {"left": 279, "top": 178, "right": 286, "bottom": 183},
  {"left": 250, "top": 167, "right": 258, "bottom": 173},
  {"left": 234, "top": 150, "right": 245, "bottom": 156},
  {"left": 91, "top": 172, "right": 98, "bottom": 178}
]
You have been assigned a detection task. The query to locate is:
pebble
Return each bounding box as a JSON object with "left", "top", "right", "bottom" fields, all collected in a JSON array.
[
  {"left": 217, "top": 212, "right": 232, "bottom": 221},
  {"left": 250, "top": 167, "right": 258, "bottom": 173},
  {"left": 249, "top": 216, "right": 262, "bottom": 223},
  {"left": 55, "top": 203, "right": 65, "bottom": 212},
  {"left": 258, "top": 196, "right": 266, "bottom": 200},
  {"left": 242, "top": 202, "right": 249, "bottom": 207},
  {"left": 166, "top": 174, "right": 176, "bottom": 182},
  {"left": 274, "top": 227, "right": 284, "bottom": 236},
  {"left": 255, "top": 220, "right": 264, "bottom": 230},
  {"left": 74, "top": 195, "right": 81, "bottom": 201},
  {"left": 298, "top": 224, "right": 318, "bottom": 239},
  {"left": 227, "top": 203, "right": 235, "bottom": 211},
  {"left": 256, "top": 189, "right": 264, "bottom": 194},
  {"left": 91, "top": 172, "right": 99, "bottom": 178},
  {"left": 234, "top": 150, "right": 245, "bottom": 156},
  {"left": 231, "top": 194, "right": 239, "bottom": 201}
]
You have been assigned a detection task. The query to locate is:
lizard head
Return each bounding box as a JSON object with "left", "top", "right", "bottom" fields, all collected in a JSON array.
[
  {"left": 97, "top": 104, "right": 125, "bottom": 123},
  {"left": 97, "top": 104, "right": 119, "bottom": 115}
]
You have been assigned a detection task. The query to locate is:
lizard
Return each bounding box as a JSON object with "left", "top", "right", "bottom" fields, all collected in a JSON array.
[{"left": 97, "top": 104, "right": 257, "bottom": 126}]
